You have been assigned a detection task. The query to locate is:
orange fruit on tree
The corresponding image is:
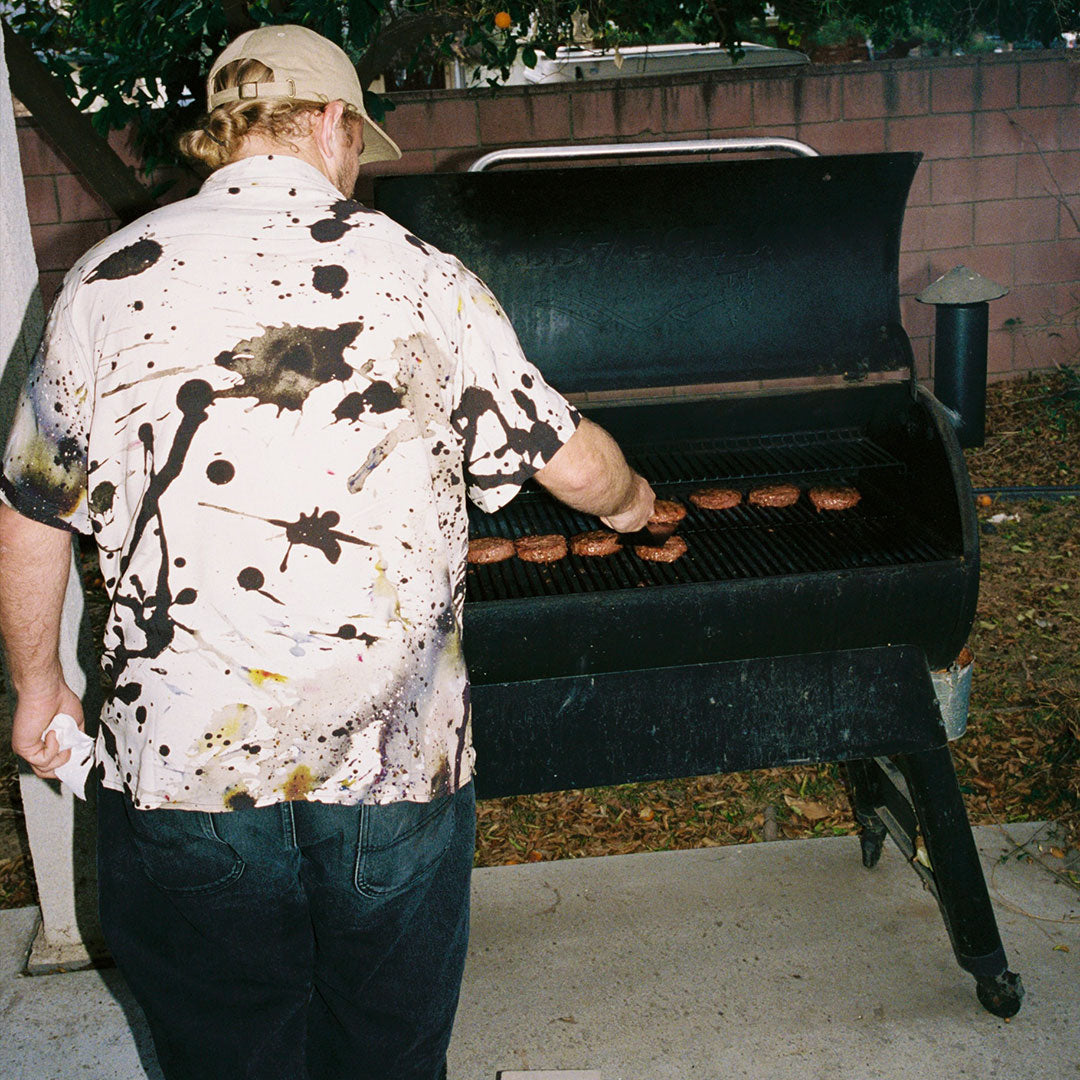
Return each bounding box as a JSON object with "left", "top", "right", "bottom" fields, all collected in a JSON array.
[{"left": 494, "top": 10, "right": 512, "bottom": 29}]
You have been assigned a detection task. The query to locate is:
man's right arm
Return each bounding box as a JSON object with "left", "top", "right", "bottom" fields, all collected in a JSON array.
[
  {"left": 0, "top": 504, "right": 83, "bottom": 777},
  {"left": 532, "top": 417, "right": 655, "bottom": 534}
]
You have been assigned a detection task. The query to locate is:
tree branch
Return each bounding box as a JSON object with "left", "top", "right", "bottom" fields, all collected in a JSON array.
[
  {"left": 355, "top": 11, "right": 467, "bottom": 90},
  {"left": 219, "top": 0, "right": 256, "bottom": 34},
  {"left": 3, "top": 19, "right": 155, "bottom": 223}
]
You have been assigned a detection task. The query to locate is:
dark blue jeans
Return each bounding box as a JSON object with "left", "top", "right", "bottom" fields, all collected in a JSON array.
[{"left": 97, "top": 781, "right": 475, "bottom": 1080}]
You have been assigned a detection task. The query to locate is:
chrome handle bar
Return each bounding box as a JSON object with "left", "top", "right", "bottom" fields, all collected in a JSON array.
[{"left": 468, "top": 137, "right": 819, "bottom": 172}]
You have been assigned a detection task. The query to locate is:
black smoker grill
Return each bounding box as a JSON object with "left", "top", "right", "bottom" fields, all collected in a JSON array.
[{"left": 374, "top": 149, "right": 1024, "bottom": 1017}]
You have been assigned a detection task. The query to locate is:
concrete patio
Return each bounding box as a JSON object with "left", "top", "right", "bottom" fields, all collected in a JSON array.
[{"left": 1, "top": 820, "right": 1077, "bottom": 1080}]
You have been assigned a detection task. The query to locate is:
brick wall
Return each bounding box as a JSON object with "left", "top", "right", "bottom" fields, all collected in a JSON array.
[
  {"left": 16, "top": 118, "right": 118, "bottom": 307},
  {"left": 15, "top": 50, "right": 1080, "bottom": 381}
]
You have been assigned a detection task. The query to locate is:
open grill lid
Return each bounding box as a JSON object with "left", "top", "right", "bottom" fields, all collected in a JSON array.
[{"left": 374, "top": 152, "right": 922, "bottom": 393}]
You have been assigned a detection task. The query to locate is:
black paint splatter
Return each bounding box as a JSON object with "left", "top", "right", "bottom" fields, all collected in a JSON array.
[
  {"left": 312, "top": 265, "right": 348, "bottom": 298},
  {"left": 512, "top": 389, "right": 540, "bottom": 422},
  {"left": 54, "top": 436, "right": 82, "bottom": 470},
  {"left": 206, "top": 460, "right": 235, "bottom": 484},
  {"left": 309, "top": 199, "right": 373, "bottom": 243},
  {"left": 103, "top": 380, "right": 214, "bottom": 699},
  {"left": 452, "top": 387, "right": 567, "bottom": 490},
  {"left": 89, "top": 481, "right": 116, "bottom": 514},
  {"left": 86, "top": 238, "right": 164, "bottom": 283},
  {"left": 278, "top": 508, "right": 366, "bottom": 571},
  {"left": 215, "top": 323, "right": 362, "bottom": 413},
  {"left": 314, "top": 623, "right": 381, "bottom": 646},
  {"left": 113, "top": 682, "right": 142, "bottom": 704},
  {"left": 204, "top": 502, "right": 373, "bottom": 574},
  {"left": 224, "top": 789, "right": 256, "bottom": 811},
  {"left": 238, "top": 567, "right": 264, "bottom": 590},
  {"left": 237, "top": 565, "right": 282, "bottom": 605},
  {"left": 332, "top": 381, "right": 404, "bottom": 423}
]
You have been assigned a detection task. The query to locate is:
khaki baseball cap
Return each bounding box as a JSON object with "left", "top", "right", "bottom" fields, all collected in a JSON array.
[{"left": 207, "top": 24, "right": 402, "bottom": 165}]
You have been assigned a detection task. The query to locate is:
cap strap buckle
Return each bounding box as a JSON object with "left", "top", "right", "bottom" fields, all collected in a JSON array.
[{"left": 235, "top": 78, "right": 297, "bottom": 100}]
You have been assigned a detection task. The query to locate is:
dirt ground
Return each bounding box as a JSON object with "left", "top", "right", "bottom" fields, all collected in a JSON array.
[{"left": 1, "top": 367, "right": 1078, "bottom": 906}]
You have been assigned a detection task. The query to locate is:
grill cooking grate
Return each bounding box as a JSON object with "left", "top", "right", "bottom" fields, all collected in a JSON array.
[
  {"left": 627, "top": 426, "right": 899, "bottom": 484},
  {"left": 465, "top": 427, "right": 954, "bottom": 603}
]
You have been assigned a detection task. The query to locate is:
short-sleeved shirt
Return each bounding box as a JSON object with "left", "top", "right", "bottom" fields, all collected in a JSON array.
[{"left": 2, "top": 155, "right": 579, "bottom": 811}]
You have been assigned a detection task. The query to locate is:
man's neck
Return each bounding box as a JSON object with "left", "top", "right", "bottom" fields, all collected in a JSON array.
[{"left": 228, "top": 135, "right": 337, "bottom": 190}]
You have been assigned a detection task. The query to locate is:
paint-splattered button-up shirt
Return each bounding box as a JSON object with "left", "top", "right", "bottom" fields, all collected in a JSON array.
[{"left": 2, "top": 155, "right": 579, "bottom": 811}]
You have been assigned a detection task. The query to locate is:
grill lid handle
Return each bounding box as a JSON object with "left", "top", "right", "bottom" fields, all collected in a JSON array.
[{"left": 468, "top": 137, "right": 820, "bottom": 172}]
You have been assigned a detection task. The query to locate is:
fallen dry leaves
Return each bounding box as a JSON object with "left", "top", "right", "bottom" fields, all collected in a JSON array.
[{"left": 475, "top": 767, "right": 858, "bottom": 868}]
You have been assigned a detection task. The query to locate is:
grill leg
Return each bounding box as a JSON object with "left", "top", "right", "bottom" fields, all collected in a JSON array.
[
  {"left": 846, "top": 748, "right": 1024, "bottom": 1018},
  {"left": 842, "top": 760, "right": 888, "bottom": 869},
  {"left": 899, "top": 747, "right": 1004, "bottom": 968},
  {"left": 898, "top": 745, "right": 1024, "bottom": 1016}
]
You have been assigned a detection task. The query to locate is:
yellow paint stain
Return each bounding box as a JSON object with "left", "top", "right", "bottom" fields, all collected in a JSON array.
[
  {"left": 248, "top": 668, "right": 288, "bottom": 687},
  {"left": 443, "top": 625, "right": 463, "bottom": 664},
  {"left": 372, "top": 558, "right": 405, "bottom": 625},
  {"left": 473, "top": 287, "right": 500, "bottom": 312},
  {"left": 16, "top": 434, "right": 87, "bottom": 515},
  {"left": 200, "top": 703, "right": 256, "bottom": 750},
  {"left": 281, "top": 765, "right": 316, "bottom": 801}
]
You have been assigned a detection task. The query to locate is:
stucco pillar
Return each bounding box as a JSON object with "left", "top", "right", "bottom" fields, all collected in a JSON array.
[{"left": 1, "top": 31, "right": 102, "bottom": 970}]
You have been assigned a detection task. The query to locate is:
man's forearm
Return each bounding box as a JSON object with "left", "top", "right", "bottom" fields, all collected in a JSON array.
[
  {"left": 532, "top": 417, "right": 654, "bottom": 531},
  {"left": 0, "top": 504, "right": 72, "bottom": 695}
]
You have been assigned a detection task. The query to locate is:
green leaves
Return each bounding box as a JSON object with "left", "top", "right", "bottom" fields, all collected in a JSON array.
[{"left": 9, "top": 0, "right": 1079, "bottom": 177}]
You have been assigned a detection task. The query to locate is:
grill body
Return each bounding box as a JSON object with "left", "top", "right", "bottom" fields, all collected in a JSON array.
[
  {"left": 374, "top": 151, "right": 1022, "bottom": 1017},
  {"left": 465, "top": 382, "right": 977, "bottom": 690}
]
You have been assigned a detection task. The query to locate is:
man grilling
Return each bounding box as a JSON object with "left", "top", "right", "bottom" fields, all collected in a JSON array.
[{"left": 0, "top": 24, "right": 653, "bottom": 1080}]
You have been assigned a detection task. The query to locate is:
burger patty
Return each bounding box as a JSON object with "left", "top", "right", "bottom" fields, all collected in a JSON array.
[
  {"left": 515, "top": 533, "right": 568, "bottom": 563},
  {"left": 649, "top": 499, "right": 688, "bottom": 525},
  {"left": 467, "top": 536, "right": 515, "bottom": 564},
  {"left": 570, "top": 529, "right": 622, "bottom": 557},
  {"left": 689, "top": 487, "right": 742, "bottom": 510},
  {"left": 634, "top": 534, "right": 688, "bottom": 563},
  {"left": 748, "top": 483, "right": 800, "bottom": 508},
  {"left": 808, "top": 485, "right": 861, "bottom": 512}
]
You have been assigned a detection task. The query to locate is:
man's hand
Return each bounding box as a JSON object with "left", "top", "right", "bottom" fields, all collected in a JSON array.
[
  {"left": 599, "top": 472, "right": 654, "bottom": 534},
  {"left": 12, "top": 680, "right": 85, "bottom": 779}
]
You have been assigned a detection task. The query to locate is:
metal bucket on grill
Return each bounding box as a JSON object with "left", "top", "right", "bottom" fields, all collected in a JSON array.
[{"left": 932, "top": 646, "right": 974, "bottom": 741}]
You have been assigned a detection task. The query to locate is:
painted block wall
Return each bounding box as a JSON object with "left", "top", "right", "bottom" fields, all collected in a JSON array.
[{"left": 15, "top": 50, "right": 1080, "bottom": 383}]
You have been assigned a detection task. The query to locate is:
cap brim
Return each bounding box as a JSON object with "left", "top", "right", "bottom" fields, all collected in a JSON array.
[{"left": 358, "top": 118, "right": 401, "bottom": 164}]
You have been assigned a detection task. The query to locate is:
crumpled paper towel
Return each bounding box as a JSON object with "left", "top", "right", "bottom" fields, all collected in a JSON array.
[{"left": 44, "top": 713, "right": 95, "bottom": 800}]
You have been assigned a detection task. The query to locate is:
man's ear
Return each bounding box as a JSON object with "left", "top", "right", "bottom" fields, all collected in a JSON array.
[{"left": 312, "top": 100, "right": 347, "bottom": 160}]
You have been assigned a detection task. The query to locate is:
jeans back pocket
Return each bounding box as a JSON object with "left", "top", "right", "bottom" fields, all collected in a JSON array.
[
  {"left": 125, "top": 801, "right": 245, "bottom": 895},
  {"left": 354, "top": 794, "right": 457, "bottom": 898}
]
